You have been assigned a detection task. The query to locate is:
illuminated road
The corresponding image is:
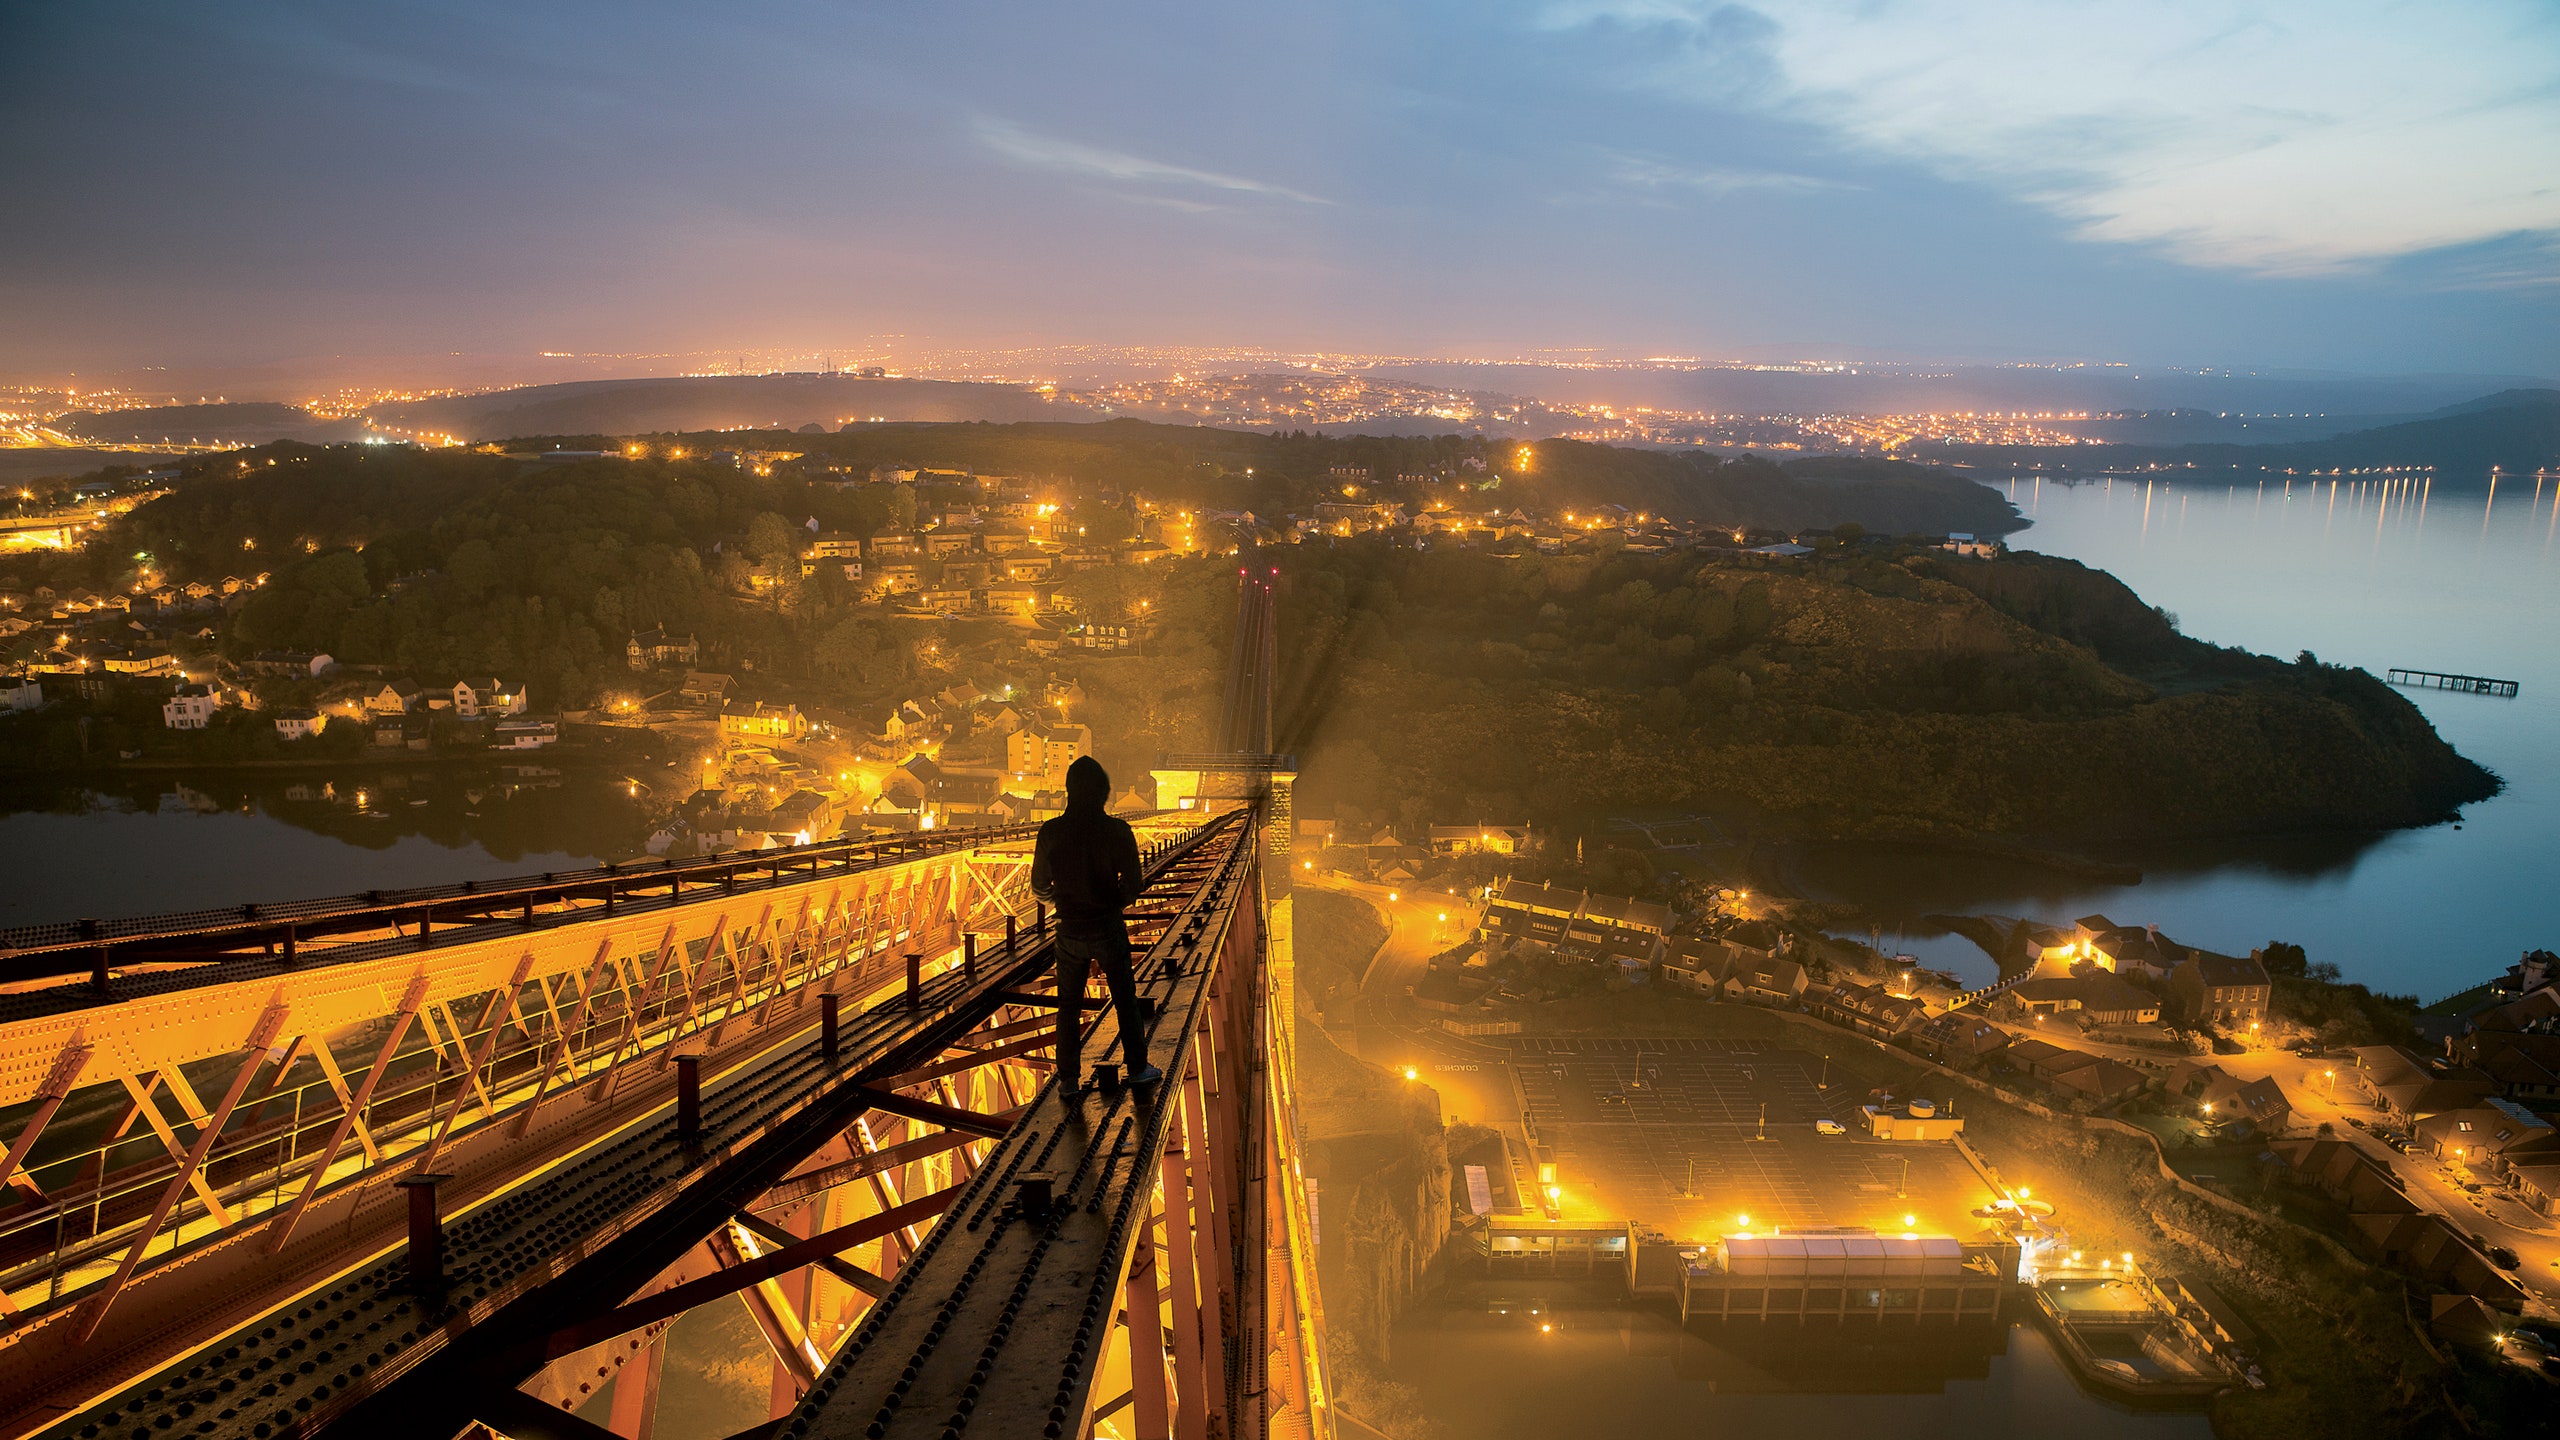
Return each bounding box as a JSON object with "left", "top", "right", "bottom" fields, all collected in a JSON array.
[
  {"left": 1312, "top": 878, "right": 1512, "bottom": 1128},
  {"left": 2220, "top": 1045, "right": 2560, "bottom": 1313},
  {"left": 2039, "top": 1025, "right": 2560, "bottom": 1313}
]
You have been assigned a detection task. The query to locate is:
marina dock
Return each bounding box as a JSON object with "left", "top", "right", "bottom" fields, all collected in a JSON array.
[{"left": 2387, "top": 668, "right": 2520, "bottom": 698}]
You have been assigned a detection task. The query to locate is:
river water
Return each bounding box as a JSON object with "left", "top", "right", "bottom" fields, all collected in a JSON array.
[
  {"left": 1392, "top": 1282, "right": 2209, "bottom": 1439},
  {"left": 1805, "top": 471, "right": 2560, "bottom": 998},
  {"left": 0, "top": 766, "right": 658, "bottom": 928}
]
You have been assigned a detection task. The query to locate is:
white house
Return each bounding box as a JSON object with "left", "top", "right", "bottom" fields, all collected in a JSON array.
[
  {"left": 452, "top": 677, "right": 526, "bottom": 719},
  {"left": 272, "top": 708, "right": 323, "bottom": 740},
  {"left": 0, "top": 674, "right": 39, "bottom": 713},
  {"left": 162, "top": 684, "right": 222, "bottom": 730},
  {"left": 492, "top": 718, "right": 558, "bottom": 749}
]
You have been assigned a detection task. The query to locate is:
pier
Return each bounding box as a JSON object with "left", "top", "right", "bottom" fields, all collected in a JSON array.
[{"left": 2387, "top": 668, "right": 2520, "bottom": 698}]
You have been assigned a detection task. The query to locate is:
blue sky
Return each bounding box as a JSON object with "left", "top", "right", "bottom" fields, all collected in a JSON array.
[{"left": 2, "top": 0, "right": 2554, "bottom": 375}]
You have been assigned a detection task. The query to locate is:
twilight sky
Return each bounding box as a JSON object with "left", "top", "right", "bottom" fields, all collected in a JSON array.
[{"left": 3, "top": 0, "right": 2556, "bottom": 377}]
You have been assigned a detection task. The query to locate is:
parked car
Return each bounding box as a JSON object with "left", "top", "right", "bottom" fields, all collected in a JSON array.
[
  {"left": 2493, "top": 1246, "right": 2523, "bottom": 1270},
  {"left": 1814, "top": 1119, "right": 1847, "bottom": 1136}
]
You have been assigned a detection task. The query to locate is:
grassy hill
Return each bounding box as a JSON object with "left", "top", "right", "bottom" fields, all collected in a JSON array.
[
  {"left": 1274, "top": 542, "right": 2497, "bottom": 850},
  {"left": 53, "top": 402, "right": 362, "bottom": 446}
]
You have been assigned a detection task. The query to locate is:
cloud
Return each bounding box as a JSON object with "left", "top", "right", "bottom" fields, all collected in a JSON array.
[
  {"left": 972, "top": 117, "right": 1331, "bottom": 208},
  {"left": 1543, "top": 0, "right": 2560, "bottom": 278},
  {"left": 1602, "top": 151, "right": 1848, "bottom": 197}
]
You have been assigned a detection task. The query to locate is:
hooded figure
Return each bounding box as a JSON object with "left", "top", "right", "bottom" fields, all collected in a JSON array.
[{"left": 1029, "top": 756, "right": 1160, "bottom": 1091}]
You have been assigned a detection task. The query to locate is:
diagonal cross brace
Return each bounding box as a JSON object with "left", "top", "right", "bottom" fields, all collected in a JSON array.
[{"left": 531, "top": 1184, "right": 964, "bottom": 1362}]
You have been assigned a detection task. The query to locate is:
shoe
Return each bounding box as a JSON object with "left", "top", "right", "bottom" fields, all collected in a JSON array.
[{"left": 1127, "top": 1065, "right": 1165, "bottom": 1087}]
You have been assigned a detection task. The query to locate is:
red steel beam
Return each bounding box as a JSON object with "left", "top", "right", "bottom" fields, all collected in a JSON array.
[
  {"left": 845, "top": 1087, "right": 1023, "bottom": 1140},
  {"left": 537, "top": 1184, "right": 965, "bottom": 1361}
]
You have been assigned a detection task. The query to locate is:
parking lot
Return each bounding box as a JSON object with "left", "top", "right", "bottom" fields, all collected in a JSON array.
[{"left": 1505, "top": 1037, "right": 1997, "bottom": 1242}]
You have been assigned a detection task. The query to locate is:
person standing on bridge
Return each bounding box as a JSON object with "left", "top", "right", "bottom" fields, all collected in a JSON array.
[{"left": 1029, "top": 756, "right": 1163, "bottom": 1094}]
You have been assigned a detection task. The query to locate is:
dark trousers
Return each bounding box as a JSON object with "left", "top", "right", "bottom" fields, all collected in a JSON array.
[{"left": 1055, "top": 927, "right": 1147, "bottom": 1088}]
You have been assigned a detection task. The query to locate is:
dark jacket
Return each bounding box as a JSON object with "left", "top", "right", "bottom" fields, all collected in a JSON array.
[{"left": 1029, "top": 757, "right": 1143, "bottom": 941}]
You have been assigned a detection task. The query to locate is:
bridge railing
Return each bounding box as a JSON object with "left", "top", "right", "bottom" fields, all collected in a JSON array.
[
  {"left": 0, "top": 824, "right": 1098, "bottom": 1342},
  {"left": 0, "top": 822, "right": 1047, "bottom": 990}
]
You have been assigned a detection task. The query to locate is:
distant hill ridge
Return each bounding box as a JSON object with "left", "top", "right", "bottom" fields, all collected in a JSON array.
[
  {"left": 56, "top": 402, "right": 362, "bottom": 445},
  {"left": 369, "top": 373, "right": 1111, "bottom": 440},
  {"left": 1925, "top": 388, "right": 2560, "bottom": 487}
]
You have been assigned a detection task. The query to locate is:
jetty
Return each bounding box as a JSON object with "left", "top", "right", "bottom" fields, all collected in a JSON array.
[{"left": 2387, "top": 668, "right": 2519, "bottom": 698}]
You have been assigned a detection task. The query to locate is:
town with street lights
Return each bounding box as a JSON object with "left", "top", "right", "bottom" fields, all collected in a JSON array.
[{"left": 1280, "top": 831, "right": 2560, "bottom": 1424}]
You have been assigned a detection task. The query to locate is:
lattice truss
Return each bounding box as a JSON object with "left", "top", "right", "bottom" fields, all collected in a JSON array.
[{"left": 0, "top": 832, "right": 1051, "bottom": 1435}]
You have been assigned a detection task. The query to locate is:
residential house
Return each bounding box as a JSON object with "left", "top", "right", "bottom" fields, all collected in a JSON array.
[
  {"left": 0, "top": 674, "right": 41, "bottom": 712},
  {"left": 161, "top": 684, "right": 222, "bottom": 730},
  {"left": 1426, "top": 824, "right": 1536, "bottom": 857},
  {"left": 2450, "top": 989, "right": 2560, "bottom": 1102},
  {"left": 2504, "top": 1157, "right": 2560, "bottom": 1217},
  {"left": 366, "top": 680, "right": 426, "bottom": 715},
  {"left": 2046, "top": 1054, "right": 2153, "bottom": 1104},
  {"left": 492, "top": 718, "right": 558, "bottom": 749},
  {"left": 803, "top": 530, "right": 865, "bottom": 562},
  {"left": 919, "top": 587, "right": 975, "bottom": 614},
  {"left": 1006, "top": 723, "right": 1092, "bottom": 787},
  {"left": 248, "top": 650, "right": 335, "bottom": 678},
  {"left": 2415, "top": 1099, "right": 2554, "bottom": 1168},
  {"left": 985, "top": 584, "right": 1043, "bottom": 617},
  {"left": 1002, "top": 554, "right": 1056, "bottom": 583},
  {"left": 626, "top": 628, "right": 698, "bottom": 671},
  {"left": 2164, "top": 1062, "right": 2293, "bottom": 1134},
  {"left": 931, "top": 769, "right": 1008, "bottom": 819},
  {"left": 2003, "top": 1039, "right": 2151, "bottom": 1103},
  {"left": 885, "top": 698, "right": 944, "bottom": 744},
  {"left": 1478, "top": 880, "right": 1673, "bottom": 964},
  {"left": 866, "top": 530, "right": 922, "bottom": 558},
  {"left": 1816, "top": 981, "right": 1929, "bottom": 1039},
  {"left": 103, "top": 647, "right": 178, "bottom": 676},
  {"left": 1732, "top": 957, "right": 1811, "bottom": 1006},
  {"left": 2464, "top": 1037, "right": 2560, "bottom": 1105},
  {"left": 2353, "top": 1213, "right": 2526, "bottom": 1306},
  {"left": 1998, "top": 972, "right": 2162, "bottom": 1027},
  {"left": 451, "top": 677, "right": 526, "bottom": 719},
  {"left": 2086, "top": 919, "right": 2199, "bottom": 980},
  {"left": 679, "top": 671, "right": 734, "bottom": 707},
  {"left": 2348, "top": 1045, "right": 2498, "bottom": 1122},
  {"left": 2169, "top": 951, "right": 2275, "bottom": 1030},
  {"left": 1908, "top": 1013, "right": 2012, "bottom": 1066},
  {"left": 721, "top": 700, "right": 807, "bottom": 742},
  {"left": 272, "top": 708, "right": 323, "bottom": 740},
  {"left": 2271, "top": 1138, "right": 2418, "bottom": 1216},
  {"left": 2002, "top": 1037, "right": 2088, "bottom": 1082},
  {"left": 1657, "top": 935, "right": 1757, "bottom": 995},
  {"left": 739, "top": 789, "right": 835, "bottom": 846}
]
